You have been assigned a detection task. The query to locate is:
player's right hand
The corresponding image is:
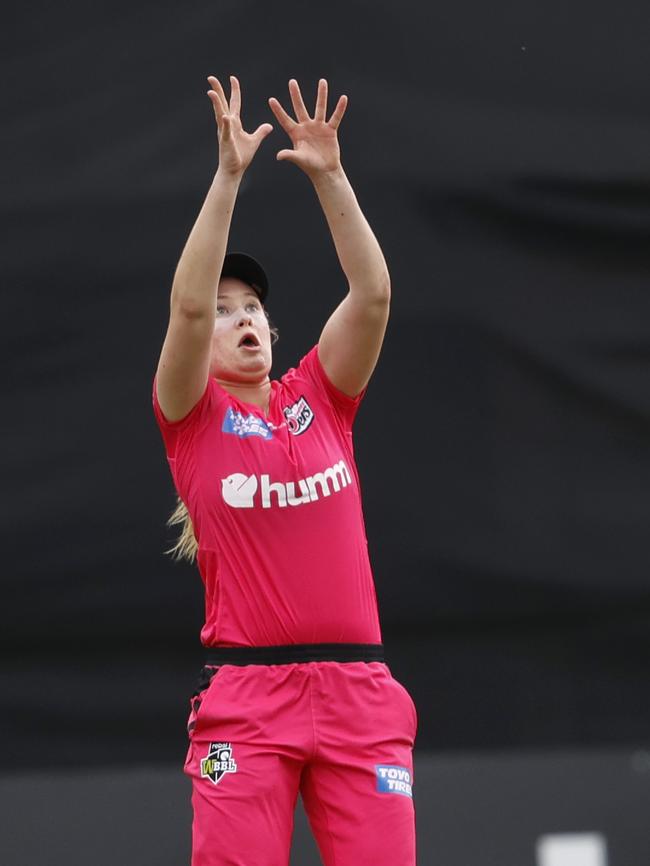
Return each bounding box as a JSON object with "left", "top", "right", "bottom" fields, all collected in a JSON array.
[{"left": 207, "top": 75, "right": 273, "bottom": 178}]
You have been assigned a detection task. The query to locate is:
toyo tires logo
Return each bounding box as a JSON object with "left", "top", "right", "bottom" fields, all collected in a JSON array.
[{"left": 221, "top": 460, "right": 352, "bottom": 509}]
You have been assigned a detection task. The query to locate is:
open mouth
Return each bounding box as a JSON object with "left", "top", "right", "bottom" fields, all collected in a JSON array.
[{"left": 238, "top": 332, "right": 260, "bottom": 349}]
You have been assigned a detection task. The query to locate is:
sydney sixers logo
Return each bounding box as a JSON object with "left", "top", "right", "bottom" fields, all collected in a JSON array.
[
  {"left": 200, "top": 742, "right": 237, "bottom": 785},
  {"left": 283, "top": 396, "right": 314, "bottom": 436}
]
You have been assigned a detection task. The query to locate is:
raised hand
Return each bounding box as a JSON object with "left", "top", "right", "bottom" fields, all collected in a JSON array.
[
  {"left": 268, "top": 79, "right": 348, "bottom": 180},
  {"left": 207, "top": 75, "right": 273, "bottom": 178}
]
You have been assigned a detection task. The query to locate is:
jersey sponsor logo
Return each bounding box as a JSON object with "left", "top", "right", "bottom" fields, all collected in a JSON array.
[
  {"left": 221, "top": 460, "right": 352, "bottom": 509},
  {"left": 375, "top": 765, "right": 413, "bottom": 798},
  {"left": 222, "top": 407, "right": 273, "bottom": 440},
  {"left": 283, "top": 396, "right": 314, "bottom": 436},
  {"left": 221, "top": 473, "right": 259, "bottom": 508},
  {"left": 200, "top": 742, "right": 237, "bottom": 786}
]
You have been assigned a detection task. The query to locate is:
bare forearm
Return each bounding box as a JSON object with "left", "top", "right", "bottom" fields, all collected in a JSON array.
[
  {"left": 170, "top": 168, "right": 242, "bottom": 315},
  {"left": 312, "top": 166, "right": 390, "bottom": 298}
]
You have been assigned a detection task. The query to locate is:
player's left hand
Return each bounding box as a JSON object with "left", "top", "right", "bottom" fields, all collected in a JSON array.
[{"left": 268, "top": 79, "right": 347, "bottom": 180}]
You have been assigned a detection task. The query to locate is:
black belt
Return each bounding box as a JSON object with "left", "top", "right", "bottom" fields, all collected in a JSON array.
[{"left": 204, "top": 642, "right": 384, "bottom": 666}]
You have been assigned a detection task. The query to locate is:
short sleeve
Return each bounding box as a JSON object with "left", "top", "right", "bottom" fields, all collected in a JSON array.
[
  {"left": 287, "top": 345, "right": 367, "bottom": 431},
  {"left": 152, "top": 375, "right": 216, "bottom": 459}
]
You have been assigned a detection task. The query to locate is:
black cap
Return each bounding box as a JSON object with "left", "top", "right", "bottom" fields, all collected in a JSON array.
[{"left": 220, "top": 252, "right": 269, "bottom": 303}]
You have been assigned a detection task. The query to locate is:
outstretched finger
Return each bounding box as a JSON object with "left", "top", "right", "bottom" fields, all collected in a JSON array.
[
  {"left": 229, "top": 75, "right": 241, "bottom": 117},
  {"left": 328, "top": 93, "right": 348, "bottom": 130},
  {"left": 314, "top": 78, "right": 328, "bottom": 122},
  {"left": 288, "top": 79, "right": 310, "bottom": 121},
  {"left": 207, "top": 76, "right": 228, "bottom": 118},
  {"left": 268, "top": 97, "right": 297, "bottom": 133},
  {"left": 252, "top": 122, "right": 274, "bottom": 144},
  {"left": 207, "top": 92, "right": 227, "bottom": 131},
  {"left": 220, "top": 113, "right": 233, "bottom": 143}
]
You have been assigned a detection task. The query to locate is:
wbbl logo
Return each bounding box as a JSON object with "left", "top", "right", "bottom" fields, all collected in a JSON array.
[
  {"left": 283, "top": 396, "right": 314, "bottom": 436},
  {"left": 200, "top": 742, "right": 237, "bottom": 785},
  {"left": 375, "top": 765, "right": 413, "bottom": 798}
]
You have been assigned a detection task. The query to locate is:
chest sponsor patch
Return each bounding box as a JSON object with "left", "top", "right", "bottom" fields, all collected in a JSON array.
[
  {"left": 375, "top": 765, "right": 413, "bottom": 798},
  {"left": 283, "top": 395, "right": 314, "bottom": 436},
  {"left": 222, "top": 407, "right": 273, "bottom": 440},
  {"left": 221, "top": 460, "right": 352, "bottom": 509},
  {"left": 200, "top": 742, "right": 237, "bottom": 785}
]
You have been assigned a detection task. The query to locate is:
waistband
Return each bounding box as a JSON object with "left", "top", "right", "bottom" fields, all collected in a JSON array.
[{"left": 204, "top": 643, "right": 385, "bottom": 665}]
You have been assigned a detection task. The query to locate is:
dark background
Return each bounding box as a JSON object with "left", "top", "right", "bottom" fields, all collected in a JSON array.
[{"left": 3, "top": 0, "right": 650, "bottom": 787}]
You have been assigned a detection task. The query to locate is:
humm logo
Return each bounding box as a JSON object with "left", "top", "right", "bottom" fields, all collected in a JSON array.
[{"left": 221, "top": 460, "right": 352, "bottom": 509}]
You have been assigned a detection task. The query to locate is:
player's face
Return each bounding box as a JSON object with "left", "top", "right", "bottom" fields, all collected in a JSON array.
[{"left": 209, "top": 277, "right": 272, "bottom": 382}]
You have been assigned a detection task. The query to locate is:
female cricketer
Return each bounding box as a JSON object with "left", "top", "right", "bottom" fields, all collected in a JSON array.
[{"left": 152, "top": 75, "right": 417, "bottom": 865}]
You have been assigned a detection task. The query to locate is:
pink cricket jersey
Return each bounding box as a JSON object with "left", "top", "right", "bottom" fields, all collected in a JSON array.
[{"left": 152, "top": 346, "right": 382, "bottom": 647}]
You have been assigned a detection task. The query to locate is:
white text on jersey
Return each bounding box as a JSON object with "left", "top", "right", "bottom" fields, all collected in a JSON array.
[{"left": 221, "top": 460, "right": 352, "bottom": 509}]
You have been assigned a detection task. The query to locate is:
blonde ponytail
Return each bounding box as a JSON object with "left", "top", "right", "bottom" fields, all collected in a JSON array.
[{"left": 166, "top": 495, "right": 198, "bottom": 563}]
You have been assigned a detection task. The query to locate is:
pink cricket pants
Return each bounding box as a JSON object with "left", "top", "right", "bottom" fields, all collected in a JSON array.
[{"left": 184, "top": 659, "right": 417, "bottom": 865}]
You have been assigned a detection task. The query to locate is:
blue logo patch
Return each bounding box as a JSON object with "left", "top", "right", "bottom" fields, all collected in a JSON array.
[
  {"left": 375, "top": 765, "right": 413, "bottom": 798},
  {"left": 222, "top": 408, "right": 273, "bottom": 440}
]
